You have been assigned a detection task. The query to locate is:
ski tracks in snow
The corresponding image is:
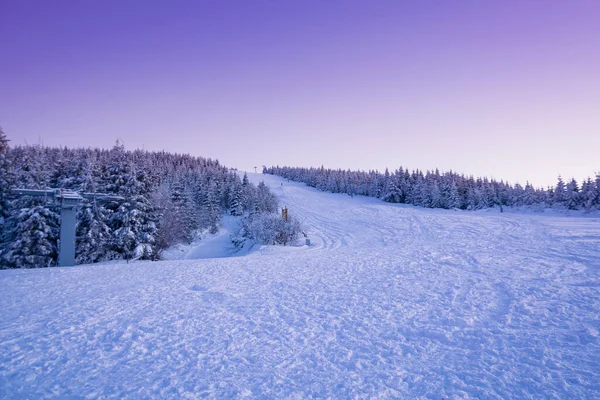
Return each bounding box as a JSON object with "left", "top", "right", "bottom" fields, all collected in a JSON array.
[
  {"left": 0, "top": 173, "right": 599, "bottom": 399},
  {"left": 250, "top": 174, "right": 600, "bottom": 398}
]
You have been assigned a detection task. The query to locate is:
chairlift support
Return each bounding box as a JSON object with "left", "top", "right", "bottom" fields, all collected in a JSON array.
[{"left": 11, "top": 188, "right": 123, "bottom": 267}]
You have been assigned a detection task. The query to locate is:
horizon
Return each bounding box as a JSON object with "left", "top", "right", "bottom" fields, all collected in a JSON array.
[{"left": 1, "top": 0, "right": 599, "bottom": 188}]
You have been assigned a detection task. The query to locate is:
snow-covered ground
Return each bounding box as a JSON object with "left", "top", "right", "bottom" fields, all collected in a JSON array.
[
  {"left": 1, "top": 173, "right": 599, "bottom": 399},
  {"left": 161, "top": 215, "right": 250, "bottom": 261}
]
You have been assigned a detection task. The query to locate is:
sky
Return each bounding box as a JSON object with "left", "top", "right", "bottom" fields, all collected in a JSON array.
[{"left": 1, "top": 0, "right": 599, "bottom": 188}]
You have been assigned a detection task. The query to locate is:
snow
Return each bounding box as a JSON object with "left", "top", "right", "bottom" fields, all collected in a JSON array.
[
  {"left": 1, "top": 173, "right": 600, "bottom": 398},
  {"left": 161, "top": 216, "right": 250, "bottom": 260}
]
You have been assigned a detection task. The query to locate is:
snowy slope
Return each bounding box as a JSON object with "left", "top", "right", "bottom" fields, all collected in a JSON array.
[{"left": 1, "top": 173, "right": 599, "bottom": 399}]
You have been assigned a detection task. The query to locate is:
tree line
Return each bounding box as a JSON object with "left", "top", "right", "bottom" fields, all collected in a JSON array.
[
  {"left": 264, "top": 165, "right": 600, "bottom": 212},
  {"left": 0, "top": 129, "right": 293, "bottom": 269}
]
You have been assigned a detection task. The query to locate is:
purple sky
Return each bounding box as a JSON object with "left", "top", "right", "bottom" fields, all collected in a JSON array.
[{"left": 1, "top": 0, "right": 599, "bottom": 187}]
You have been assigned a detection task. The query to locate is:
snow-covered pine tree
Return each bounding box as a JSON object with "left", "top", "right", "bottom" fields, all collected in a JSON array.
[
  {"left": 255, "top": 181, "right": 278, "bottom": 213},
  {"left": 368, "top": 172, "right": 381, "bottom": 198},
  {"left": 564, "top": 178, "right": 580, "bottom": 210},
  {"left": 464, "top": 187, "right": 476, "bottom": 210},
  {"left": 109, "top": 194, "right": 157, "bottom": 260},
  {"left": 76, "top": 199, "right": 113, "bottom": 264},
  {"left": 170, "top": 179, "right": 199, "bottom": 243},
  {"left": 102, "top": 141, "right": 130, "bottom": 195},
  {"left": 182, "top": 186, "right": 200, "bottom": 240},
  {"left": 200, "top": 182, "right": 221, "bottom": 234},
  {"left": 152, "top": 182, "right": 179, "bottom": 253},
  {"left": 1, "top": 198, "right": 60, "bottom": 269},
  {"left": 545, "top": 186, "right": 554, "bottom": 207},
  {"left": 553, "top": 176, "right": 566, "bottom": 207},
  {"left": 229, "top": 179, "right": 244, "bottom": 216},
  {"left": 240, "top": 172, "right": 257, "bottom": 213},
  {"left": 511, "top": 183, "right": 525, "bottom": 207},
  {"left": 447, "top": 180, "right": 462, "bottom": 209},
  {"left": 522, "top": 182, "right": 537, "bottom": 205},
  {"left": 580, "top": 178, "right": 596, "bottom": 211},
  {"left": 104, "top": 154, "right": 158, "bottom": 260},
  {"left": 380, "top": 168, "right": 391, "bottom": 200},
  {"left": 595, "top": 173, "right": 600, "bottom": 210},
  {"left": 412, "top": 173, "right": 426, "bottom": 207},
  {"left": 170, "top": 180, "right": 188, "bottom": 233},
  {"left": 478, "top": 181, "right": 495, "bottom": 209},
  {"left": 429, "top": 180, "right": 443, "bottom": 209},
  {"left": 0, "top": 128, "right": 12, "bottom": 225}
]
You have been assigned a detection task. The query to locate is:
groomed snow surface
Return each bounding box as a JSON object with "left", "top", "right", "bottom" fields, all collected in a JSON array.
[{"left": 1, "top": 173, "right": 599, "bottom": 399}]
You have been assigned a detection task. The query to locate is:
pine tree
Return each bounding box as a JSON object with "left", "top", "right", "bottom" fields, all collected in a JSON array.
[
  {"left": 465, "top": 187, "right": 477, "bottom": 210},
  {"left": 380, "top": 168, "right": 391, "bottom": 199},
  {"left": 564, "top": 178, "right": 580, "bottom": 210},
  {"left": 229, "top": 180, "right": 244, "bottom": 216},
  {"left": 382, "top": 181, "right": 397, "bottom": 203},
  {"left": 200, "top": 183, "right": 221, "bottom": 234},
  {"left": 181, "top": 186, "right": 200, "bottom": 240},
  {"left": 523, "top": 182, "right": 537, "bottom": 205},
  {"left": 152, "top": 182, "right": 179, "bottom": 253},
  {"left": 76, "top": 200, "right": 112, "bottom": 264},
  {"left": 110, "top": 194, "right": 157, "bottom": 260},
  {"left": 256, "top": 181, "right": 278, "bottom": 213},
  {"left": 447, "top": 181, "right": 462, "bottom": 209},
  {"left": 0, "top": 127, "right": 12, "bottom": 225},
  {"left": 554, "top": 176, "right": 566, "bottom": 206},
  {"left": 105, "top": 156, "right": 158, "bottom": 260},
  {"left": 479, "top": 182, "right": 495, "bottom": 209},
  {"left": 241, "top": 172, "right": 256, "bottom": 212},
  {"left": 595, "top": 173, "right": 600, "bottom": 209},
  {"left": 580, "top": 178, "right": 596, "bottom": 211},
  {"left": 1, "top": 198, "right": 60, "bottom": 269},
  {"left": 429, "top": 181, "right": 442, "bottom": 209}
]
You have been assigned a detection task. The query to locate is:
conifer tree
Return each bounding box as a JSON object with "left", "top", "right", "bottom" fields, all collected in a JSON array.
[
  {"left": 230, "top": 180, "right": 244, "bottom": 216},
  {"left": 447, "top": 181, "right": 462, "bottom": 209},
  {"left": 580, "top": 178, "right": 596, "bottom": 211},
  {"left": 76, "top": 200, "right": 113, "bottom": 264},
  {"left": 0, "top": 128, "right": 12, "bottom": 225},
  {"left": 554, "top": 176, "right": 566, "bottom": 206},
  {"left": 256, "top": 181, "right": 278, "bottom": 213},
  {"left": 110, "top": 165, "right": 158, "bottom": 259},
  {"left": 594, "top": 173, "right": 600, "bottom": 209},
  {"left": 564, "top": 178, "right": 580, "bottom": 210},
  {"left": 1, "top": 198, "right": 60, "bottom": 269},
  {"left": 429, "top": 181, "right": 442, "bottom": 209},
  {"left": 200, "top": 183, "right": 221, "bottom": 234},
  {"left": 523, "top": 182, "right": 537, "bottom": 205}
]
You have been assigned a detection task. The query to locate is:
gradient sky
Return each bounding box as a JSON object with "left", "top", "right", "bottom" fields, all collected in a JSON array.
[{"left": 1, "top": 0, "right": 599, "bottom": 187}]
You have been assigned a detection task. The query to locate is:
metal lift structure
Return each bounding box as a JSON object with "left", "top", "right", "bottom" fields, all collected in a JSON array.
[{"left": 11, "top": 189, "right": 123, "bottom": 267}]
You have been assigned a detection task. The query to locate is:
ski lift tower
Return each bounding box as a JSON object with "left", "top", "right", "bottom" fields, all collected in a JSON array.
[{"left": 11, "top": 188, "right": 123, "bottom": 267}]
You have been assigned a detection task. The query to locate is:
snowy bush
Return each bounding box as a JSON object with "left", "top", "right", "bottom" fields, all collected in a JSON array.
[{"left": 238, "top": 212, "right": 302, "bottom": 246}]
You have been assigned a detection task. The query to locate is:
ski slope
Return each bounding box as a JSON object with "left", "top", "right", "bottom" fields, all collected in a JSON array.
[{"left": 1, "top": 173, "right": 599, "bottom": 399}]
